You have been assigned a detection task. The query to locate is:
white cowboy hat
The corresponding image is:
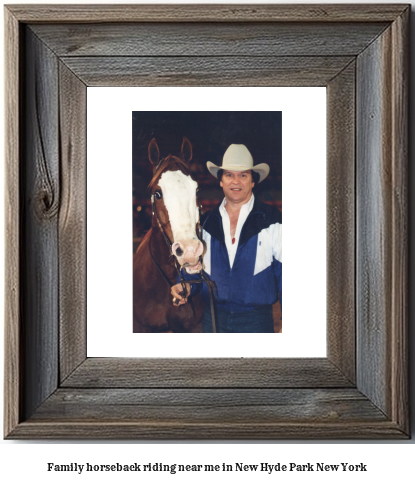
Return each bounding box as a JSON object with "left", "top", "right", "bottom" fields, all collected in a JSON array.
[{"left": 207, "top": 144, "right": 270, "bottom": 183}]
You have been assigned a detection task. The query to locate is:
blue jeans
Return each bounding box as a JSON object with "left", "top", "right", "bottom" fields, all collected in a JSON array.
[{"left": 202, "top": 304, "right": 275, "bottom": 333}]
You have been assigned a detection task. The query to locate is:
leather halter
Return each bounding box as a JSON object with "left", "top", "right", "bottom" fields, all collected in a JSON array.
[
  {"left": 151, "top": 192, "right": 174, "bottom": 247},
  {"left": 150, "top": 191, "right": 218, "bottom": 332}
]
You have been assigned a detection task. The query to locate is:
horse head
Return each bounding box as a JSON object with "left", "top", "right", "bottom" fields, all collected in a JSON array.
[{"left": 148, "top": 137, "right": 203, "bottom": 274}]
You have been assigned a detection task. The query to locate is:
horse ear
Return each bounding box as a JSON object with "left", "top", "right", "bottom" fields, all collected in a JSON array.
[
  {"left": 181, "top": 137, "right": 193, "bottom": 165},
  {"left": 148, "top": 138, "right": 160, "bottom": 168}
]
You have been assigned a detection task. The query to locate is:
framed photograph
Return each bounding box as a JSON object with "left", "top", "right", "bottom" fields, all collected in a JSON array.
[
  {"left": 86, "top": 86, "right": 326, "bottom": 358},
  {"left": 131, "top": 109, "right": 283, "bottom": 334},
  {"left": 4, "top": 4, "right": 409, "bottom": 439}
]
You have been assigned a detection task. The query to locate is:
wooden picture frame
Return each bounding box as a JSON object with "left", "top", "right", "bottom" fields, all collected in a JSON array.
[{"left": 4, "top": 4, "right": 409, "bottom": 439}]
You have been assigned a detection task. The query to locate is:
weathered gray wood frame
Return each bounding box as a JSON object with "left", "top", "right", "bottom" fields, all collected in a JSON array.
[{"left": 4, "top": 4, "right": 409, "bottom": 439}]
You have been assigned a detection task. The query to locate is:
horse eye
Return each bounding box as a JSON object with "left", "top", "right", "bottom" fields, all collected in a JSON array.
[
  {"left": 155, "top": 191, "right": 162, "bottom": 200},
  {"left": 196, "top": 188, "right": 199, "bottom": 195}
]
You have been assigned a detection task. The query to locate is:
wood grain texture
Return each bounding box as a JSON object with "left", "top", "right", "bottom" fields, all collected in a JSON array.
[
  {"left": 326, "top": 62, "right": 356, "bottom": 382},
  {"left": 31, "top": 388, "right": 386, "bottom": 423},
  {"left": 31, "top": 22, "right": 388, "bottom": 57},
  {"left": 7, "top": 421, "right": 406, "bottom": 440},
  {"left": 60, "top": 56, "right": 354, "bottom": 87},
  {"left": 62, "top": 358, "right": 353, "bottom": 389},
  {"left": 356, "top": 31, "right": 390, "bottom": 415},
  {"left": 58, "top": 63, "right": 87, "bottom": 381},
  {"left": 356, "top": 8, "right": 408, "bottom": 429},
  {"left": 7, "top": 412, "right": 406, "bottom": 441},
  {"left": 20, "top": 28, "right": 60, "bottom": 420},
  {"left": 6, "top": 422, "right": 406, "bottom": 440},
  {"left": 389, "top": 8, "right": 409, "bottom": 433},
  {"left": 4, "top": 6, "right": 21, "bottom": 438},
  {"left": 6, "top": 4, "right": 409, "bottom": 23}
]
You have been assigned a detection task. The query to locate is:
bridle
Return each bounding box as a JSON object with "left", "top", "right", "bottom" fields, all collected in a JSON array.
[{"left": 149, "top": 187, "right": 218, "bottom": 333}]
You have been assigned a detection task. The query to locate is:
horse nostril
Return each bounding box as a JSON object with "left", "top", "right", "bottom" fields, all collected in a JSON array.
[{"left": 176, "top": 247, "right": 183, "bottom": 257}]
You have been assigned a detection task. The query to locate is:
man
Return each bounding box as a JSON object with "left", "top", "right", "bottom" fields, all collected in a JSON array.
[{"left": 171, "top": 143, "right": 282, "bottom": 333}]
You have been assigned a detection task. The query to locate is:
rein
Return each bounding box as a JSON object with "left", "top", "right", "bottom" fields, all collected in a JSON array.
[{"left": 150, "top": 193, "right": 218, "bottom": 333}]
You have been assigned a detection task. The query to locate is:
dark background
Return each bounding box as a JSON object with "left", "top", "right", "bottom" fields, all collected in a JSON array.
[{"left": 132, "top": 111, "right": 282, "bottom": 251}]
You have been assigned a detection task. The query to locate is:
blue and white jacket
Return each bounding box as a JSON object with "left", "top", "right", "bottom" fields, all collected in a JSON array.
[{"left": 182, "top": 195, "right": 282, "bottom": 314}]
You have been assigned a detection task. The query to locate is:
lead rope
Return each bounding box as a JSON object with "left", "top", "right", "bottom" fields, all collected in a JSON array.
[
  {"left": 151, "top": 194, "right": 218, "bottom": 333},
  {"left": 174, "top": 258, "right": 218, "bottom": 334}
]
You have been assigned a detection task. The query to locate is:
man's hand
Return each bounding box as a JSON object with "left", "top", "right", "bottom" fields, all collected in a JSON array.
[{"left": 171, "top": 283, "right": 191, "bottom": 306}]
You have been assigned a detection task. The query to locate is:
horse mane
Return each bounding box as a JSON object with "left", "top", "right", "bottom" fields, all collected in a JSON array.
[{"left": 148, "top": 155, "right": 190, "bottom": 191}]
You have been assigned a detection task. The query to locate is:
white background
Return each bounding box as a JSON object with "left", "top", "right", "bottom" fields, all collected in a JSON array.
[
  {"left": 87, "top": 86, "right": 326, "bottom": 357},
  {"left": 1, "top": 0, "right": 414, "bottom": 486}
]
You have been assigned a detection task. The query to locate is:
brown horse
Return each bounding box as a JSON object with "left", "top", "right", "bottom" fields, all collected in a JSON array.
[{"left": 133, "top": 137, "right": 204, "bottom": 332}]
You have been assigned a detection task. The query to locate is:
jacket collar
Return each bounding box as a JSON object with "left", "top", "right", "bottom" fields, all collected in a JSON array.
[
  {"left": 239, "top": 197, "right": 268, "bottom": 246},
  {"left": 201, "top": 201, "right": 225, "bottom": 245},
  {"left": 201, "top": 195, "right": 281, "bottom": 247}
]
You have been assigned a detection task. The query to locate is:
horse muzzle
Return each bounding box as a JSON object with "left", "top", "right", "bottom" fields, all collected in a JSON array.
[{"left": 172, "top": 239, "right": 203, "bottom": 273}]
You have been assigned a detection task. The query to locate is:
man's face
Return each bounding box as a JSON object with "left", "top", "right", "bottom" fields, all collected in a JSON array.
[{"left": 220, "top": 170, "right": 255, "bottom": 205}]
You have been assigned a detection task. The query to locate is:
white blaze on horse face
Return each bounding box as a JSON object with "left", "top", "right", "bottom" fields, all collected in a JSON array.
[{"left": 158, "top": 170, "right": 203, "bottom": 273}]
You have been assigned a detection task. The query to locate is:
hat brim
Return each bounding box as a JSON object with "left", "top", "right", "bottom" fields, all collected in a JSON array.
[{"left": 207, "top": 161, "right": 270, "bottom": 183}]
